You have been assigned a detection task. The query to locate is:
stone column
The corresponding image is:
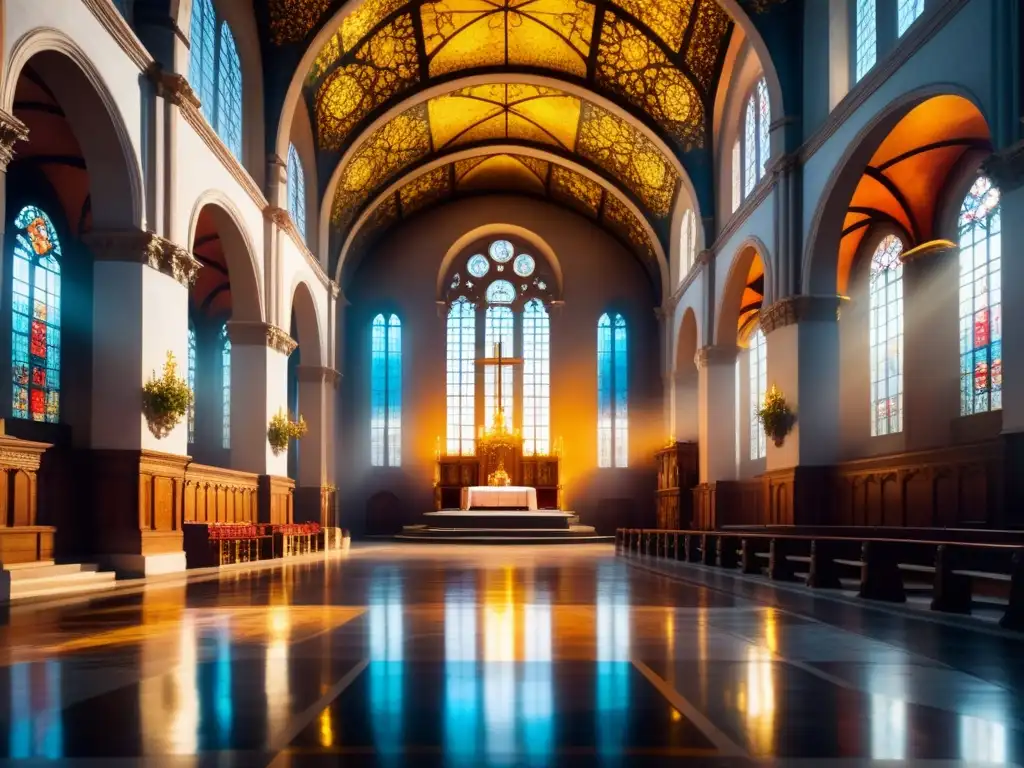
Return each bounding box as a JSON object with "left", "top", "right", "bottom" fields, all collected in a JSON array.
[
  {"left": 758, "top": 295, "right": 842, "bottom": 524},
  {"left": 655, "top": 306, "right": 674, "bottom": 440},
  {"left": 696, "top": 345, "right": 739, "bottom": 483},
  {"left": 226, "top": 321, "right": 296, "bottom": 524},
  {"left": 294, "top": 366, "right": 341, "bottom": 526},
  {"left": 84, "top": 230, "right": 201, "bottom": 576},
  {"left": 984, "top": 143, "right": 1024, "bottom": 524}
]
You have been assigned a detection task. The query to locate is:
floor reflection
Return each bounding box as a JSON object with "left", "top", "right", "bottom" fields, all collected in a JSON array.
[{"left": 2, "top": 545, "right": 1024, "bottom": 765}]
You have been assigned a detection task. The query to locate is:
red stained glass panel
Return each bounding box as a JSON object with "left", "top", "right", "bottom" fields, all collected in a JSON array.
[
  {"left": 974, "top": 360, "right": 989, "bottom": 393},
  {"left": 974, "top": 309, "right": 990, "bottom": 349},
  {"left": 30, "top": 367, "right": 45, "bottom": 387},
  {"left": 30, "top": 320, "right": 46, "bottom": 358},
  {"left": 30, "top": 388, "right": 44, "bottom": 419}
]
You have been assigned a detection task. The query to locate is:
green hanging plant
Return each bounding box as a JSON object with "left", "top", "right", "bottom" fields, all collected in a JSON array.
[
  {"left": 142, "top": 352, "right": 194, "bottom": 439},
  {"left": 268, "top": 409, "right": 308, "bottom": 455},
  {"left": 757, "top": 384, "right": 796, "bottom": 447}
]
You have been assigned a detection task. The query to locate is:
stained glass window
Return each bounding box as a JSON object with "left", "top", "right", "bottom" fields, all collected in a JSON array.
[
  {"left": 485, "top": 306, "right": 514, "bottom": 429},
  {"left": 11, "top": 205, "right": 61, "bottom": 423},
  {"left": 598, "top": 313, "right": 628, "bottom": 468},
  {"left": 287, "top": 143, "right": 306, "bottom": 240},
  {"left": 749, "top": 327, "right": 767, "bottom": 460},
  {"left": 740, "top": 77, "right": 771, "bottom": 202},
  {"left": 489, "top": 240, "right": 514, "bottom": 263},
  {"left": 221, "top": 323, "right": 231, "bottom": 448},
  {"left": 446, "top": 297, "right": 475, "bottom": 455},
  {"left": 188, "top": 322, "right": 196, "bottom": 444},
  {"left": 897, "top": 0, "right": 924, "bottom": 37},
  {"left": 188, "top": 0, "right": 217, "bottom": 119},
  {"left": 523, "top": 299, "right": 550, "bottom": 456},
  {"left": 371, "top": 313, "right": 402, "bottom": 466},
  {"left": 731, "top": 139, "right": 741, "bottom": 213},
  {"left": 869, "top": 235, "right": 904, "bottom": 436},
  {"left": 217, "top": 23, "right": 243, "bottom": 160},
  {"left": 757, "top": 79, "right": 771, "bottom": 179},
  {"left": 485, "top": 280, "right": 516, "bottom": 304},
  {"left": 514, "top": 254, "right": 535, "bottom": 278},
  {"left": 680, "top": 209, "right": 697, "bottom": 279},
  {"left": 188, "top": 2, "right": 243, "bottom": 161},
  {"left": 467, "top": 254, "right": 489, "bottom": 278},
  {"left": 855, "top": 0, "right": 876, "bottom": 82},
  {"left": 958, "top": 176, "right": 1002, "bottom": 416}
]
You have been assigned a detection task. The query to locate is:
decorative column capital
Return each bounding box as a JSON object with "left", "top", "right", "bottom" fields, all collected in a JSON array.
[
  {"left": 84, "top": 230, "right": 201, "bottom": 288},
  {"left": 263, "top": 204, "right": 291, "bottom": 229},
  {"left": 759, "top": 295, "right": 844, "bottom": 335},
  {"left": 982, "top": 141, "right": 1024, "bottom": 192},
  {"left": 696, "top": 248, "right": 714, "bottom": 267},
  {"left": 146, "top": 65, "right": 201, "bottom": 109},
  {"left": 329, "top": 280, "right": 342, "bottom": 300},
  {"left": 695, "top": 344, "right": 739, "bottom": 369},
  {"left": 0, "top": 108, "right": 29, "bottom": 172},
  {"left": 297, "top": 365, "right": 342, "bottom": 388},
  {"left": 769, "top": 151, "right": 800, "bottom": 181},
  {"left": 226, "top": 321, "right": 297, "bottom": 355}
]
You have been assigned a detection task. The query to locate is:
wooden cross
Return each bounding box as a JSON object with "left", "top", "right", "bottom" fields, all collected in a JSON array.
[{"left": 475, "top": 342, "right": 523, "bottom": 417}]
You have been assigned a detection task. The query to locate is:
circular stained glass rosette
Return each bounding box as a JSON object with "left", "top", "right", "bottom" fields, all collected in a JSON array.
[
  {"left": 489, "top": 239, "right": 514, "bottom": 263},
  {"left": 485, "top": 279, "right": 516, "bottom": 304},
  {"left": 513, "top": 253, "right": 535, "bottom": 277},
  {"left": 467, "top": 254, "right": 489, "bottom": 278}
]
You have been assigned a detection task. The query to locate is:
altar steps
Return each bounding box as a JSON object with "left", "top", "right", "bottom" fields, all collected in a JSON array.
[{"left": 397, "top": 523, "right": 613, "bottom": 545}]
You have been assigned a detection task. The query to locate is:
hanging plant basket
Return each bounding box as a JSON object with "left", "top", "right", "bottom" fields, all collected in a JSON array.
[
  {"left": 757, "top": 384, "right": 795, "bottom": 447},
  {"left": 142, "top": 352, "right": 193, "bottom": 440},
  {"left": 268, "top": 410, "right": 308, "bottom": 455}
]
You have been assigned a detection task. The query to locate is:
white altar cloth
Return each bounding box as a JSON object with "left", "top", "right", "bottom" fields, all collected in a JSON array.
[{"left": 460, "top": 486, "right": 538, "bottom": 511}]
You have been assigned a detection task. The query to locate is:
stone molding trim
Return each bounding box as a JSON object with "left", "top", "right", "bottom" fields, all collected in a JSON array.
[
  {"left": 82, "top": 0, "right": 154, "bottom": 72},
  {"left": 695, "top": 344, "right": 739, "bottom": 369},
  {"left": 146, "top": 66, "right": 201, "bottom": 109},
  {"left": 169, "top": 86, "right": 269, "bottom": 212},
  {"left": 226, "top": 321, "right": 298, "bottom": 355},
  {"left": 711, "top": 176, "right": 774, "bottom": 256},
  {"left": 797, "top": 0, "right": 967, "bottom": 164},
  {"left": 899, "top": 239, "right": 957, "bottom": 264},
  {"left": 296, "top": 365, "right": 342, "bottom": 388},
  {"left": 982, "top": 140, "right": 1024, "bottom": 192},
  {"left": 759, "top": 295, "right": 844, "bottom": 334},
  {"left": 262, "top": 205, "right": 330, "bottom": 288},
  {"left": 0, "top": 109, "right": 29, "bottom": 172},
  {"left": 84, "top": 229, "right": 201, "bottom": 288}
]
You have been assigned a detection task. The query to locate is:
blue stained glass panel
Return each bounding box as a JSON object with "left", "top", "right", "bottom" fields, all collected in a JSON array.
[
  {"left": 287, "top": 144, "right": 306, "bottom": 240},
  {"left": 221, "top": 324, "right": 231, "bottom": 448},
  {"left": 523, "top": 299, "right": 550, "bottom": 456},
  {"left": 613, "top": 314, "right": 628, "bottom": 468},
  {"left": 387, "top": 315, "right": 402, "bottom": 467},
  {"left": 371, "top": 314, "right": 401, "bottom": 466},
  {"left": 446, "top": 298, "right": 475, "bottom": 455},
  {"left": 188, "top": 0, "right": 217, "bottom": 117},
  {"left": 188, "top": 323, "right": 196, "bottom": 443},
  {"left": 217, "top": 23, "right": 243, "bottom": 159},
  {"left": 855, "top": 0, "right": 877, "bottom": 81},
  {"left": 597, "top": 314, "right": 611, "bottom": 468},
  {"left": 10, "top": 206, "right": 61, "bottom": 423},
  {"left": 597, "top": 313, "right": 628, "bottom": 468}
]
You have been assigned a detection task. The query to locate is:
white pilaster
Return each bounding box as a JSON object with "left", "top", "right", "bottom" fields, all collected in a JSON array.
[
  {"left": 696, "top": 345, "right": 738, "bottom": 483},
  {"left": 760, "top": 296, "right": 842, "bottom": 469}
]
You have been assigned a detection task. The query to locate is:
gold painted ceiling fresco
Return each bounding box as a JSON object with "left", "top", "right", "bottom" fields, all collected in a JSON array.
[
  {"left": 346, "top": 155, "right": 659, "bottom": 282},
  {"left": 307, "top": 0, "right": 730, "bottom": 153},
  {"left": 329, "top": 82, "right": 681, "bottom": 231}
]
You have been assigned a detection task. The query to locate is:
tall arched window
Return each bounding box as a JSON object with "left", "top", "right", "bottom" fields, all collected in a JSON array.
[
  {"left": 740, "top": 78, "right": 771, "bottom": 200},
  {"left": 898, "top": 0, "right": 924, "bottom": 36},
  {"left": 11, "top": 206, "right": 61, "bottom": 423},
  {"left": 523, "top": 299, "right": 550, "bottom": 456},
  {"left": 959, "top": 176, "right": 1002, "bottom": 415},
  {"left": 749, "top": 327, "right": 767, "bottom": 460},
  {"left": 188, "top": 322, "right": 196, "bottom": 444},
  {"left": 188, "top": 0, "right": 217, "bottom": 115},
  {"left": 188, "top": 0, "right": 243, "bottom": 160},
  {"left": 484, "top": 305, "right": 514, "bottom": 427},
  {"left": 680, "top": 209, "right": 697, "bottom": 279},
  {"left": 217, "top": 24, "right": 243, "bottom": 159},
  {"left": 869, "top": 235, "right": 904, "bottom": 435},
  {"left": 221, "top": 323, "right": 231, "bottom": 449},
  {"left": 731, "top": 139, "right": 741, "bottom": 212},
  {"left": 371, "top": 313, "right": 402, "bottom": 467},
  {"left": 446, "top": 297, "right": 475, "bottom": 455},
  {"left": 287, "top": 143, "right": 306, "bottom": 240},
  {"left": 855, "top": 0, "right": 877, "bottom": 82},
  {"left": 598, "top": 313, "right": 628, "bottom": 468}
]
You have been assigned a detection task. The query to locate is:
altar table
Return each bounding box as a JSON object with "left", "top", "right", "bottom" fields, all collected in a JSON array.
[{"left": 460, "top": 486, "right": 539, "bottom": 511}]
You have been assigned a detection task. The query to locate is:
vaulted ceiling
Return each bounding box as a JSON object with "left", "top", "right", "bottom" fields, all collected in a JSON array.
[{"left": 270, "top": 0, "right": 741, "bottom": 290}]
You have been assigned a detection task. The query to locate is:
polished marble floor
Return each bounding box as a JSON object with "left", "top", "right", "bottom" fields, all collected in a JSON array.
[{"left": 0, "top": 543, "right": 1022, "bottom": 766}]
